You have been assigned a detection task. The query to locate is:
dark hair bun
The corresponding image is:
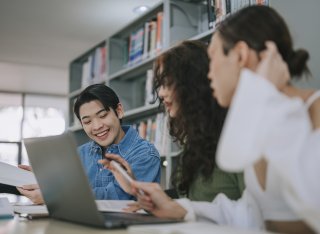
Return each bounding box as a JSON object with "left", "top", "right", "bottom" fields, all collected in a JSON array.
[{"left": 288, "top": 49, "right": 310, "bottom": 78}]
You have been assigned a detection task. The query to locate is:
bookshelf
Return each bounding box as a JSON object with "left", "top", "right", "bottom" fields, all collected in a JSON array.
[{"left": 68, "top": 0, "right": 268, "bottom": 189}]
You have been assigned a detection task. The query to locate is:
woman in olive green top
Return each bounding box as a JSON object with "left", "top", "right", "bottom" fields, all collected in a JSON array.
[
  {"left": 188, "top": 168, "right": 244, "bottom": 201},
  {"left": 153, "top": 40, "right": 245, "bottom": 201},
  {"left": 102, "top": 40, "right": 244, "bottom": 202}
]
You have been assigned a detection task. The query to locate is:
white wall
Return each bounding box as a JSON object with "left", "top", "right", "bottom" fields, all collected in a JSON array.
[
  {"left": 271, "top": 0, "right": 320, "bottom": 89},
  {"left": 0, "top": 62, "right": 68, "bottom": 95}
]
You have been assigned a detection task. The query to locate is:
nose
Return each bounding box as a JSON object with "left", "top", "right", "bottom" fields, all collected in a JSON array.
[
  {"left": 207, "top": 69, "right": 214, "bottom": 82},
  {"left": 158, "top": 85, "right": 165, "bottom": 98},
  {"left": 92, "top": 118, "right": 103, "bottom": 130}
]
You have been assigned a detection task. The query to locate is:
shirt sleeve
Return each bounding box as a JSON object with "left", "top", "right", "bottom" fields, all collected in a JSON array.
[
  {"left": 176, "top": 189, "right": 264, "bottom": 230},
  {"left": 280, "top": 130, "right": 320, "bottom": 232},
  {"left": 216, "top": 68, "right": 320, "bottom": 231},
  {"left": 217, "top": 68, "right": 308, "bottom": 172},
  {"left": 128, "top": 145, "right": 161, "bottom": 184}
]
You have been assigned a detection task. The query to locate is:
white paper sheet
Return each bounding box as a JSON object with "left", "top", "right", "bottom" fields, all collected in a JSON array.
[
  {"left": 12, "top": 200, "right": 142, "bottom": 216},
  {"left": 0, "top": 162, "right": 37, "bottom": 187},
  {"left": 13, "top": 204, "right": 48, "bottom": 215},
  {"left": 95, "top": 200, "right": 146, "bottom": 214}
]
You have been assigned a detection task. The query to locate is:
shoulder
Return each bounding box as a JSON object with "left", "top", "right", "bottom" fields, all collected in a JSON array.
[
  {"left": 309, "top": 100, "right": 320, "bottom": 129},
  {"left": 214, "top": 165, "right": 245, "bottom": 185},
  {"left": 308, "top": 91, "right": 320, "bottom": 129},
  {"left": 78, "top": 141, "right": 91, "bottom": 150},
  {"left": 131, "top": 139, "right": 160, "bottom": 159},
  {"left": 120, "top": 126, "right": 160, "bottom": 160},
  {"left": 124, "top": 137, "right": 160, "bottom": 163},
  {"left": 77, "top": 141, "right": 94, "bottom": 155}
]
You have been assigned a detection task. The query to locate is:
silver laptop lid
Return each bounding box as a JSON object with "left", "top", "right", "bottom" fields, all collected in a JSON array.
[{"left": 24, "top": 131, "right": 105, "bottom": 227}]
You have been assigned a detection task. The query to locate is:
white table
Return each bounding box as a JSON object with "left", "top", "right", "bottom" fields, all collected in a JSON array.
[
  {"left": 0, "top": 194, "right": 275, "bottom": 234},
  {"left": 0, "top": 215, "right": 276, "bottom": 234},
  {"left": 0, "top": 216, "right": 127, "bottom": 234}
]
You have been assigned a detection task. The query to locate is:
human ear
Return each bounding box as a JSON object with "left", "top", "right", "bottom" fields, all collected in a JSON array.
[
  {"left": 233, "top": 41, "right": 250, "bottom": 68},
  {"left": 116, "top": 103, "right": 124, "bottom": 119}
]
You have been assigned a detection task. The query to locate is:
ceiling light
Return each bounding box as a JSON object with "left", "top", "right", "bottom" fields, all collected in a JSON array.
[{"left": 133, "top": 5, "right": 150, "bottom": 14}]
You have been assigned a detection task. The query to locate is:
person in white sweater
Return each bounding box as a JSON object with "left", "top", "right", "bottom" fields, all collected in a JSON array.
[{"left": 125, "top": 5, "right": 320, "bottom": 234}]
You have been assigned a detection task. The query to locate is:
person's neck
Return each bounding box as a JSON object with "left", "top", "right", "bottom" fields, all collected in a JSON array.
[{"left": 113, "top": 127, "right": 126, "bottom": 145}]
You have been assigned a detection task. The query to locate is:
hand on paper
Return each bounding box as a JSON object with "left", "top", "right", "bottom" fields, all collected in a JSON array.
[
  {"left": 127, "top": 181, "right": 186, "bottom": 220},
  {"left": 18, "top": 164, "right": 33, "bottom": 172},
  {"left": 99, "top": 153, "right": 135, "bottom": 194},
  {"left": 123, "top": 201, "right": 142, "bottom": 213},
  {"left": 16, "top": 165, "right": 44, "bottom": 205},
  {"left": 17, "top": 184, "right": 44, "bottom": 205},
  {"left": 257, "top": 41, "right": 290, "bottom": 91}
]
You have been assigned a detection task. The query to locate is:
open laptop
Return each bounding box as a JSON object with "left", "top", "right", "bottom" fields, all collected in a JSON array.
[{"left": 23, "top": 131, "right": 181, "bottom": 229}]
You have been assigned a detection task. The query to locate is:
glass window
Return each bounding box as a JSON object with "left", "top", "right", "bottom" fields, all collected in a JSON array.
[
  {"left": 0, "top": 92, "right": 67, "bottom": 165},
  {"left": 22, "top": 95, "right": 67, "bottom": 163},
  {"left": 0, "top": 143, "right": 19, "bottom": 166},
  {"left": 23, "top": 95, "right": 66, "bottom": 138},
  {"left": 0, "top": 93, "right": 23, "bottom": 142}
]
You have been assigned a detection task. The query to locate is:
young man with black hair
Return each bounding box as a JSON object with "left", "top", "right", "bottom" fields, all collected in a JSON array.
[{"left": 18, "top": 84, "right": 161, "bottom": 203}]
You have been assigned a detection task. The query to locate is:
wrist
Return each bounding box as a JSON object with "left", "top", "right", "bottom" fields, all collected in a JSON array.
[
  {"left": 169, "top": 200, "right": 187, "bottom": 219},
  {"left": 175, "top": 198, "right": 196, "bottom": 222}
]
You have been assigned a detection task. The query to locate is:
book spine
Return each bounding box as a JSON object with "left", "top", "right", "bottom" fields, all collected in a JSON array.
[
  {"left": 156, "top": 12, "right": 163, "bottom": 53},
  {"left": 149, "top": 20, "right": 157, "bottom": 57},
  {"left": 206, "top": 0, "right": 216, "bottom": 29},
  {"left": 142, "top": 22, "right": 150, "bottom": 60}
]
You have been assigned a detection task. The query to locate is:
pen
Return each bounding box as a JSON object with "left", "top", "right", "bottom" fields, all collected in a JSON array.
[{"left": 19, "top": 213, "right": 49, "bottom": 220}]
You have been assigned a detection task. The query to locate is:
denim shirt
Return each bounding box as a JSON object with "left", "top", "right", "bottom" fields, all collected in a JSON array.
[{"left": 78, "top": 125, "right": 161, "bottom": 200}]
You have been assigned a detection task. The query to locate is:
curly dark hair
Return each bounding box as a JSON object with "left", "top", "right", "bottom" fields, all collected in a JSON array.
[{"left": 153, "top": 40, "right": 228, "bottom": 195}]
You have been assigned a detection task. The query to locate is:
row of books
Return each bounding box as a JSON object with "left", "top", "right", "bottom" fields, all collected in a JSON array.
[
  {"left": 133, "top": 113, "right": 170, "bottom": 156},
  {"left": 127, "top": 11, "right": 163, "bottom": 66},
  {"left": 207, "top": 0, "right": 269, "bottom": 29},
  {"left": 81, "top": 45, "right": 107, "bottom": 89}
]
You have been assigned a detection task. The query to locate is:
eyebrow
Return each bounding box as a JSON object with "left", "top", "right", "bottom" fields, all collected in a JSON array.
[{"left": 81, "top": 109, "right": 107, "bottom": 121}]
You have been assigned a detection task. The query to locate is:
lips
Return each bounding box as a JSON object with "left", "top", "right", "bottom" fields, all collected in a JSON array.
[
  {"left": 209, "top": 84, "right": 216, "bottom": 98},
  {"left": 95, "top": 129, "right": 110, "bottom": 139},
  {"left": 163, "top": 101, "right": 172, "bottom": 112},
  {"left": 209, "top": 79, "right": 216, "bottom": 93}
]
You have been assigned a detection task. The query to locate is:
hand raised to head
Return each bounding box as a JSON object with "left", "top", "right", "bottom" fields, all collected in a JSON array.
[{"left": 257, "top": 41, "right": 290, "bottom": 91}]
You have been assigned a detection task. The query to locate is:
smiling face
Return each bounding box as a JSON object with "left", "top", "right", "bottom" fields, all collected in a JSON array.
[
  {"left": 158, "top": 83, "right": 179, "bottom": 118},
  {"left": 79, "top": 100, "right": 125, "bottom": 147}
]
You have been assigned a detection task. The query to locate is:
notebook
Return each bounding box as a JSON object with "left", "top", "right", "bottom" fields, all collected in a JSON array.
[{"left": 23, "top": 131, "right": 181, "bottom": 229}]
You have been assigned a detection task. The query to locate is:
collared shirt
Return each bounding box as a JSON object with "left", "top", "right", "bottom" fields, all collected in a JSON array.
[{"left": 78, "top": 125, "right": 161, "bottom": 200}]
